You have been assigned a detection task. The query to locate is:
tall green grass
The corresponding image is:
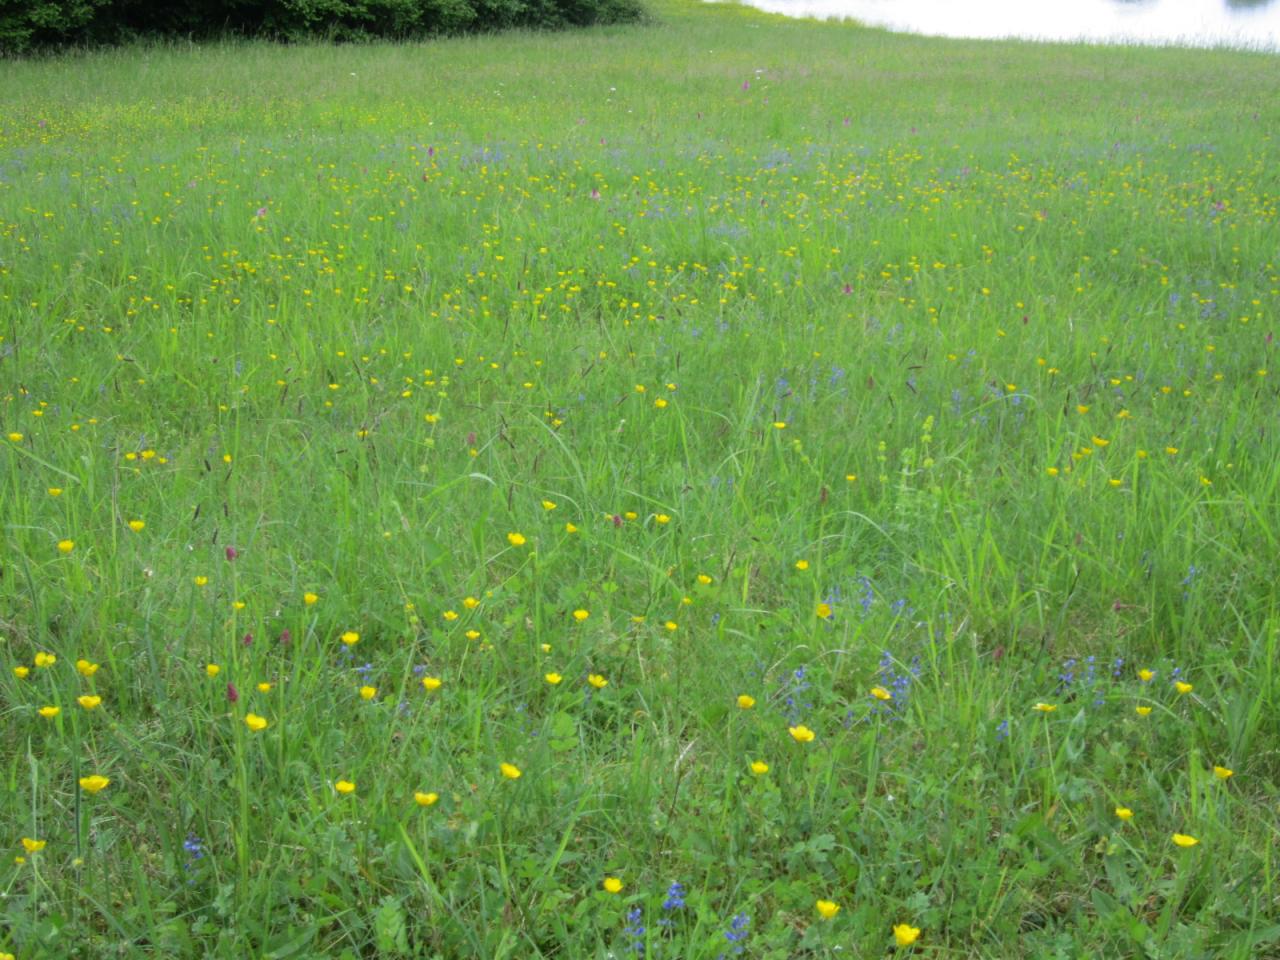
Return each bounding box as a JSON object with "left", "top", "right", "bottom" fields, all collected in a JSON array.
[{"left": 1, "top": 3, "right": 1278, "bottom": 956}]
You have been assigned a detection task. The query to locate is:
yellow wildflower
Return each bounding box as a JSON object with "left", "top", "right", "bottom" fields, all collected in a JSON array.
[
  {"left": 788, "top": 725, "right": 816, "bottom": 743},
  {"left": 79, "top": 775, "right": 110, "bottom": 794},
  {"left": 893, "top": 924, "right": 921, "bottom": 947},
  {"left": 815, "top": 900, "right": 840, "bottom": 920}
]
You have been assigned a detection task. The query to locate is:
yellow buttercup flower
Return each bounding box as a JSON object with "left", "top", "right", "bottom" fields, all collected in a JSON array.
[
  {"left": 1213, "top": 765, "right": 1233, "bottom": 780},
  {"left": 795, "top": 559, "right": 809, "bottom": 570},
  {"left": 20, "top": 837, "right": 46, "bottom": 854},
  {"left": 206, "top": 663, "right": 221, "bottom": 677},
  {"left": 13, "top": 666, "right": 30, "bottom": 679},
  {"left": 588, "top": 674, "right": 608, "bottom": 689},
  {"left": 359, "top": 685, "right": 377, "bottom": 701},
  {"left": 1138, "top": 668, "right": 1154, "bottom": 682},
  {"left": 76, "top": 658, "right": 99, "bottom": 677},
  {"left": 1172, "top": 833, "right": 1199, "bottom": 848},
  {"left": 893, "top": 923, "right": 921, "bottom": 947},
  {"left": 788, "top": 725, "right": 815, "bottom": 743},
  {"left": 1135, "top": 705, "right": 1152, "bottom": 716},
  {"left": 34, "top": 652, "right": 56, "bottom": 668},
  {"left": 573, "top": 609, "right": 589, "bottom": 622},
  {"left": 1115, "top": 807, "right": 1133, "bottom": 821},
  {"left": 244, "top": 713, "right": 268, "bottom": 732},
  {"left": 815, "top": 899, "right": 840, "bottom": 920},
  {"left": 193, "top": 576, "right": 208, "bottom": 586},
  {"left": 77, "top": 695, "right": 102, "bottom": 710},
  {"left": 340, "top": 631, "right": 360, "bottom": 646},
  {"left": 602, "top": 877, "right": 623, "bottom": 894},
  {"left": 815, "top": 602, "right": 832, "bottom": 619},
  {"left": 870, "top": 686, "right": 892, "bottom": 701},
  {"left": 750, "top": 760, "right": 769, "bottom": 775},
  {"left": 79, "top": 774, "right": 110, "bottom": 794},
  {"left": 57, "top": 539, "right": 75, "bottom": 554},
  {"left": 737, "top": 694, "right": 755, "bottom": 709},
  {"left": 500, "top": 762, "right": 522, "bottom": 780},
  {"left": 422, "top": 676, "right": 442, "bottom": 691},
  {"left": 1175, "top": 681, "right": 1193, "bottom": 695},
  {"left": 655, "top": 514, "right": 671, "bottom": 524},
  {"left": 335, "top": 780, "right": 356, "bottom": 795},
  {"left": 128, "top": 519, "right": 145, "bottom": 532},
  {"left": 541, "top": 500, "right": 557, "bottom": 511},
  {"left": 463, "top": 596, "right": 480, "bottom": 609},
  {"left": 1033, "top": 703, "right": 1057, "bottom": 713},
  {"left": 507, "top": 532, "right": 526, "bottom": 547},
  {"left": 414, "top": 791, "right": 439, "bottom": 807},
  {"left": 565, "top": 522, "right": 579, "bottom": 533},
  {"left": 38, "top": 706, "right": 60, "bottom": 719},
  {"left": 303, "top": 592, "right": 319, "bottom": 605},
  {"left": 545, "top": 673, "right": 563, "bottom": 685},
  {"left": 257, "top": 682, "right": 273, "bottom": 693}
]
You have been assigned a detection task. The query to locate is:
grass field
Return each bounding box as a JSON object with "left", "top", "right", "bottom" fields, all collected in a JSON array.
[{"left": 2, "top": 3, "right": 1280, "bottom": 956}]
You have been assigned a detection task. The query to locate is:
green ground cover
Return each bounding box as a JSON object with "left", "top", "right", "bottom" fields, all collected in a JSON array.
[{"left": 1, "top": 3, "right": 1279, "bottom": 956}]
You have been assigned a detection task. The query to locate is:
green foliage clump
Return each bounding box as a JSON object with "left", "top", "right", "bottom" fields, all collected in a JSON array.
[
  {"left": 0, "top": 0, "right": 108, "bottom": 52},
  {"left": 0, "top": 0, "right": 643, "bottom": 53}
]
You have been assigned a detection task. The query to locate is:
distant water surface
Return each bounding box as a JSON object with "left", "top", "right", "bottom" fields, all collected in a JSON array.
[{"left": 719, "top": 0, "right": 1280, "bottom": 50}]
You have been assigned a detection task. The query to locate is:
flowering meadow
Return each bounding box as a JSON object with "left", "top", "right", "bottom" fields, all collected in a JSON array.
[{"left": 2, "top": 3, "right": 1279, "bottom": 956}]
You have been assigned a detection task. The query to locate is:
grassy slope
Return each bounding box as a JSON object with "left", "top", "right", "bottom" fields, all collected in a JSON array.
[{"left": 1, "top": 3, "right": 1279, "bottom": 958}]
